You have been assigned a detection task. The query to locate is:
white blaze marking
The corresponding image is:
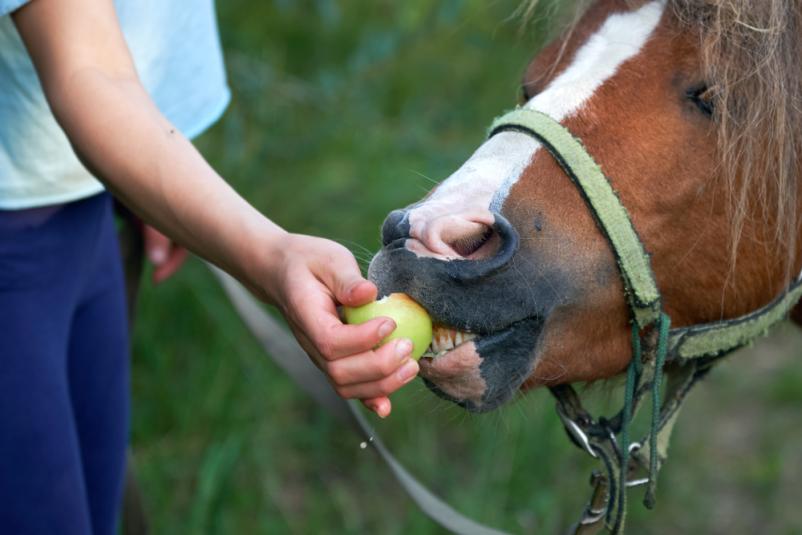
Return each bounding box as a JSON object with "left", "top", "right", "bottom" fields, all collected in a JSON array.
[
  {"left": 525, "top": 1, "right": 666, "bottom": 119},
  {"left": 407, "top": 1, "right": 666, "bottom": 251}
]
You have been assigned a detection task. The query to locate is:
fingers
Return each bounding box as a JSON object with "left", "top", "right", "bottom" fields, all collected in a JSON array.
[
  {"left": 332, "top": 338, "right": 417, "bottom": 385},
  {"left": 324, "top": 338, "right": 412, "bottom": 384},
  {"left": 333, "top": 358, "right": 419, "bottom": 400},
  {"left": 286, "top": 304, "right": 417, "bottom": 389},
  {"left": 363, "top": 397, "right": 392, "bottom": 418},
  {"left": 289, "top": 318, "right": 416, "bottom": 418},
  {"left": 277, "top": 235, "right": 421, "bottom": 418},
  {"left": 290, "top": 280, "right": 395, "bottom": 360},
  {"left": 153, "top": 246, "right": 188, "bottom": 283},
  {"left": 143, "top": 224, "right": 188, "bottom": 283},
  {"left": 319, "top": 317, "right": 397, "bottom": 360},
  {"left": 285, "top": 237, "right": 387, "bottom": 358},
  {"left": 154, "top": 246, "right": 188, "bottom": 281},
  {"left": 143, "top": 225, "right": 171, "bottom": 264}
]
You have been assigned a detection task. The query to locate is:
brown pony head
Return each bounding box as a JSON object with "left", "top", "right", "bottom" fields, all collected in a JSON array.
[{"left": 369, "top": 0, "right": 802, "bottom": 411}]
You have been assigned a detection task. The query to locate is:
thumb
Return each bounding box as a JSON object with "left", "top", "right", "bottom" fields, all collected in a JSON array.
[
  {"left": 332, "top": 273, "right": 377, "bottom": 308},
  {"left": 316, "top": 244, "right": 377, "bottom": 307},
  {"left": 339, "top": 278, "right": 378, "bottom": 307}
]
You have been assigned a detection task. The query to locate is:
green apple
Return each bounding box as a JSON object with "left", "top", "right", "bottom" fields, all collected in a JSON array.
[{"left": 343, "top": 293, "right": 432, "bottom": 360}]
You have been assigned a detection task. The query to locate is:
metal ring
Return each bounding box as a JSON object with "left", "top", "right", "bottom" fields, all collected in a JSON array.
[
  {"left": 556, "top": 405, "right": 598, "bottom": 459},
  {"left": 565, "top": 418, "right": 598, "bottom": 459}
]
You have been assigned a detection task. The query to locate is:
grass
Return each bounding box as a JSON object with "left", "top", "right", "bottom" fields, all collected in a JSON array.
[{"left": 130, "top": 1, "right": 802, "bottom": 533}]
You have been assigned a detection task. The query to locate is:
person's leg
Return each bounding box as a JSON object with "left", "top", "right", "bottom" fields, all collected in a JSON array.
[
  {"left": 0, "top": 204, "right": 94, "bottom": 534},
  {"left": 67, "top": 194, "right": 130, "bottom": 535}
]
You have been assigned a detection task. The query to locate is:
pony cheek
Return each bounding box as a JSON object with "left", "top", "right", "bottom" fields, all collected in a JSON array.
[{"left": 527, "top": 289, "right": 633, "bottom": 387}]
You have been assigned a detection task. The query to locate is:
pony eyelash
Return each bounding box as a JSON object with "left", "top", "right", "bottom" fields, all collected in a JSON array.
[{"left": 687, "top": 84, "right": 716, "bottom": 116}]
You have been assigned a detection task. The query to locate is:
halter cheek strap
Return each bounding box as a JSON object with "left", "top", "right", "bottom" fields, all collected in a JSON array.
[
  {"left": 489, "top": 107, "right": 802, "bottom": 535},
  {"left": 489, "top": 109, "right": 661, "bottom": 329}
]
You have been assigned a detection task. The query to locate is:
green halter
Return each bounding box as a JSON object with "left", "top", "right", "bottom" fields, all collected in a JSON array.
[{"left": 488, "top": 107, "right": 802, "bottom": 534}]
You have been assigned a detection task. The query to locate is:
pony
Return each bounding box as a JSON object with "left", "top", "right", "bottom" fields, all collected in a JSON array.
[
  {"left": 368, "top": 0, "right": 802, "bottom": 528},
  {"left": 370, "top": 0, "right": 802, "bottom": 412}
]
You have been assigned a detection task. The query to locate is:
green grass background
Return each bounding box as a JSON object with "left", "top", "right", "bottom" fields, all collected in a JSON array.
[{"left": 130, "top": 1, "right": 802, "bottom": 533}]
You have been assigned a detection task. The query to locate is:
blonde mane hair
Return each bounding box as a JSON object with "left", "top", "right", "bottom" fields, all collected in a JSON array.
[{"left": 521, "top": 0, "right": 802, "bottom": 280}]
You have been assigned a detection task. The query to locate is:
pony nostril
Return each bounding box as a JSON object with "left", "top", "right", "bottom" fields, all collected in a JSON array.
[
  {"left": 448, "top": 225, "right": 497, "bottom": 259},
  {"left": 381, "top": 209, "right": 410, "bottom": 246},
  {"left": 445, "top": 213, "right": 519, "bottom": 282}
]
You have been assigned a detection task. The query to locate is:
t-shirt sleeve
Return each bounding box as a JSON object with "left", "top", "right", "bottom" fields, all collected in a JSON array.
[{"left": 0, "top": 0, "right": 29, "bottom": 18}]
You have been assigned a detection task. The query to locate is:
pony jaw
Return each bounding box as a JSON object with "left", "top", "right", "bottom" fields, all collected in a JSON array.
[{"left": 413, "top": 315, "right": 545, "bottom": 412}]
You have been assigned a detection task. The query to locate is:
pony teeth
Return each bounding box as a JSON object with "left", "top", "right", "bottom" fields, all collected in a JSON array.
[{"left": 427, "top": 326, "right": 477, "bottom": 356}]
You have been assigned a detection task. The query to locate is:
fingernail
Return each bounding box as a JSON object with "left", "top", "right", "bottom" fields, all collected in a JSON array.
[
  {"left": 396, "top": 359, "right": 419, "bottom": 383},
  {"left": 378, "top": 321, "right": 395, "bottom": 339},
  {"left": 346, "top": 280, "right": 364, "bottom": 299},
  {"left": 395, "top": 339, "right": 413, "bottom": 359},
  {"left": 378, "top": 402, "right": 390, "bottom": 418},
  {"left": 345, "top": 282, "right": 357, "bottom": 299}
]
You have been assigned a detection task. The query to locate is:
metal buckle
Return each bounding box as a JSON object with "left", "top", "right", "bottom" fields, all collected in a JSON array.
[{"left": 556, "top": 404, "right": 598, "bottom": 459}]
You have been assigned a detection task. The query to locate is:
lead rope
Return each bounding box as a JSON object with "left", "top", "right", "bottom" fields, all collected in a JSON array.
[
  {"left": 611, "top": 312, "right": 670, "bottom": 534},
  {"left": 610, "top": 326, "right": 643, "bottom": 533}
]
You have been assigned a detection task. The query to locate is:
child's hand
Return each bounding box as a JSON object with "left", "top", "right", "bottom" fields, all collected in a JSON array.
[
  {"left": 266, "top": 234, "right": 419, "bottom": 418},
  {"left": 143, "top": 225, "right": 188, "bottom": 284}
]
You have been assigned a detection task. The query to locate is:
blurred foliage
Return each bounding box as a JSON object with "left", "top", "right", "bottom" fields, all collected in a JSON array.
[{"left": 130, "top": 1, "right": 802, "bottom": 533}]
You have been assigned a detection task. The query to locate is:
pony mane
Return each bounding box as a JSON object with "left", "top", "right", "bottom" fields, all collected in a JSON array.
[{"left": 520, "top": 0, "right": 802, "bottom": 281}]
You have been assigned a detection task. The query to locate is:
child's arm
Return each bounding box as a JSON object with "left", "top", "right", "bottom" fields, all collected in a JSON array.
[{"left": 12, "top": 0, "right": 417, "bottom": 417}]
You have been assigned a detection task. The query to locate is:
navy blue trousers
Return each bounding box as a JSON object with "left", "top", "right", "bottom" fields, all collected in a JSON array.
[{"left": 0, "top": 193, "right": 129, "bottom": 535}]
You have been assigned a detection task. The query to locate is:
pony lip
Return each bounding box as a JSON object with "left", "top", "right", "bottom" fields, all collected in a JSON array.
[{"left": 418, "top": 316, "right": 544, "bottom": 412}]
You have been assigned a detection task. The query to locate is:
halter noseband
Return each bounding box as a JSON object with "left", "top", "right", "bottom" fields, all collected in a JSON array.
[{"left": 488, "top": 108, "right": 802, "bottom": 535}]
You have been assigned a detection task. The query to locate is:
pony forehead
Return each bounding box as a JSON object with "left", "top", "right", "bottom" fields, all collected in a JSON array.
[
  {"left": 524, "top": 1, "right": 665, "bottom": 120},
  {"left": 409, "top": 0, "right": 666, "bottom": 229}
]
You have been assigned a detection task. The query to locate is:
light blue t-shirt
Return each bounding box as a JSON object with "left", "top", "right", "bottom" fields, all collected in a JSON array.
[{"left": 0, "top": 0, "right": 231, "bottom": 209}]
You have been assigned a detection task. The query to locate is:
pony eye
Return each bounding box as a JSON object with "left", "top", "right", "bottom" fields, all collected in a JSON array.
[{"left": 687, "top": 84, "right": 715, "bottom": 117}]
